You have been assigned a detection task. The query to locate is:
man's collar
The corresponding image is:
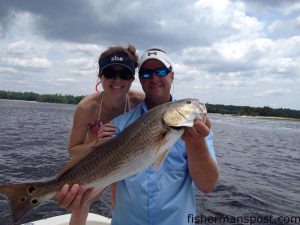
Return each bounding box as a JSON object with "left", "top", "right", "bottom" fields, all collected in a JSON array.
[
  {"left": 141, "top": 95, "right": 174, "bottom": 114},
  {"left": 140, "top": 101, "right": 148, "bottom": 114}
]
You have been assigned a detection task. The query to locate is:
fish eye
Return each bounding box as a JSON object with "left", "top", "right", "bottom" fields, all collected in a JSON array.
[{"left": 186, "top": 100, "right": 191, "bottom": 104}]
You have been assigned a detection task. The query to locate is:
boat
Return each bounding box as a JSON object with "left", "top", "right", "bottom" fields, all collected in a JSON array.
[{"left": 22, "top": 213, "right": 111, "bottom": 225}]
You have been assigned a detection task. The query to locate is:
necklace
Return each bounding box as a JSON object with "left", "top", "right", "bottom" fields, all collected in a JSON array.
[{"left": 98, "top": 92, "right": 130, "bottom": 122}]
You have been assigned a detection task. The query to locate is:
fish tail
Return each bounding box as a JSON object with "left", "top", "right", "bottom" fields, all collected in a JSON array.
[{"left": 0, "top": 183, "right": 43, "bottom": 223}]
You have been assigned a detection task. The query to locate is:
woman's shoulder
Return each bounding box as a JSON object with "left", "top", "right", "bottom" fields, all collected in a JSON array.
[
  {"left": 128, "top": 90, "right": 145, "bottom": 107},
  {"left": 76, "top": 92, "right": 102, "bottom": 114}
]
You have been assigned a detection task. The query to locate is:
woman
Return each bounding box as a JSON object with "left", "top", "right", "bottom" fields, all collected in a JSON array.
[{"left": 54, "top": 44, "right": 144, "bottom": 224}]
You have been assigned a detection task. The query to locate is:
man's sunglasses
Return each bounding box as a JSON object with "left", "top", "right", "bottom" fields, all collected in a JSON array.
[
  {"left": 139, "top": 67, "right": 171, "bottom": 79},
  {"left": 102, "top": 68, "right": 134, "bottom": 80}
]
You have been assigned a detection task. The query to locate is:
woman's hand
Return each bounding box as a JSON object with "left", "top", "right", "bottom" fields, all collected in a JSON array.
[
  {"left": 54, "top": 184, "right": 102, "bottom": 211},
  {"left": 54, "top": 184, "right": 88, "bottom": 211},
  {"left": 94, "top": 122, "right": 116, "bottom": 147},
  {"left": 54, "top": 184, "right": 103, "bottom": 225}
]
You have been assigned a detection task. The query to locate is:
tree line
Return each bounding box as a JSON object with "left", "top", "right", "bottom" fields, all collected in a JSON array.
[
  {"left": 1, "top": 90, "right": 299, "bottom": 119},
  {"left": 206, "top": 103, "right": 300, "bottom": 119},
  {"left": 0, "top": 90, "right": 84, "bottom": 105}
]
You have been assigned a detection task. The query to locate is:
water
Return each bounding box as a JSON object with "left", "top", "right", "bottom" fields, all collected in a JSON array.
[{"left": 0, "top": 100, "right": 299, "bottom": 225}]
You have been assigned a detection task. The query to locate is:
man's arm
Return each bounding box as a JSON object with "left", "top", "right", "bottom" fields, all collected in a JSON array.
[{"left": 182, "top": 118, "right": 219, "bottom": 193}]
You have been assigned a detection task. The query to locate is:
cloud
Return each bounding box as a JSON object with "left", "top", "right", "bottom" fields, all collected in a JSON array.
[
  {"left": 0, "top": 0, "right": 299, "bottom": 109},
  {"left": 0, "top": 0, "right": 265, "bottom": 50},
  {"left": 5, "top": 40, "right": 50, "bottom": 57},
  {"left": 189, "top": 36, "right": 299, "bottom": 77},
  {"left": 55, "top": 78, "right": 77, "bottom": 83},
  {"left": 268, "top": 17, "right": 300, "bottom": 37},
  {"left": 216, "top": 79, "right": 243, "bottom": 88},
  {"left": 255, "top": 88, "right": 291, "bottom": 97},
  {"left": 0, "top": 0, "right": 14, "bottom": 38},
  {"left": 0, "top": 39, "right": 54, "bottom": 75},
  {"left": 271, "top": 57, "right": 299, "bottom": 73},
  {"left": 64, "top": 58, "right": 93, "bottom": 68},
  {"left": 282, "top": 1, "right": 300, "bottom": 15},
  {"left": 236, "top": 0, "right": 300, "bottom": 12},
  {"left": 2, "top": 57, "right": 52, "bottom": 71},
  {"left": 0, "top": 66, "right": 18, "bottom": 74},
  {"left": 62, "top": 43, "right": 105, "bottom": 57}
]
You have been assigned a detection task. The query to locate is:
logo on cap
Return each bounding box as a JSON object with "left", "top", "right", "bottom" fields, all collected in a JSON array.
[
  {"left": 111, "top": 55, "right": 123, "bottom": 62},
  {"left": 147, "top": 51, "right": 157, "bottom": 56}
]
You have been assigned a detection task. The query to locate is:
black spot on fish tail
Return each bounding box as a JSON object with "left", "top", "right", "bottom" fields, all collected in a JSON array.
[
  {"left": 0, "top": 183, "right": 46, "bottom": 223},
  {"left": 28, "top": 186, "right": 36, "bottom": 194},
  {"left": 31, "top": 199, "right": 39, "bottom": 205}
]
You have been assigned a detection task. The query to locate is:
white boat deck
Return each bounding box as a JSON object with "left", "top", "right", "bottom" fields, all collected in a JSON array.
[{"left": 22, "top": 213, "right": 111, "bottom": 225}]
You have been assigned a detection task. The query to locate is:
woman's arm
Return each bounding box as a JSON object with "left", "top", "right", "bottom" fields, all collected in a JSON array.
[{"left": 68, "top": 103, "right": 94, "bottom": 157}]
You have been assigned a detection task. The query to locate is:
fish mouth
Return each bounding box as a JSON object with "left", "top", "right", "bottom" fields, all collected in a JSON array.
[
  {"left": 169, "top": 125, "right": 183, "bottom": 130},
  {"left": 196, "top": 102, "right": 207, "bottom": 121}
]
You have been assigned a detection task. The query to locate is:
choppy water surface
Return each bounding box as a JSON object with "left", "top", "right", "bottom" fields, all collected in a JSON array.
[{"left": 0, "top": 100, "right": 299, "bottom": 225}]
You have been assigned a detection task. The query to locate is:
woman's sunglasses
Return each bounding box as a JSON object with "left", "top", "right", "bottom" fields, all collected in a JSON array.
[
  {"left": 139, "top": 67, "right": 171, "bottom": 79},
  {"left": 102, "top": 68, "right": 134, "bottom": 80}
]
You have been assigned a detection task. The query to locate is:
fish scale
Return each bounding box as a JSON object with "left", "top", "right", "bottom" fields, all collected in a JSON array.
[{"left": 0, "top": 98, "right": 207, "bottom": 223}]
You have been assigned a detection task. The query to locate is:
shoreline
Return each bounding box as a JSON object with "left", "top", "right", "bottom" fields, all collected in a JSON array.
[
  {"left": 1, "top": 98, "right": 300, "bottom": 121},
  {"left": 0, "top": 99, "right": 38, "bottom": 103},
  {"left": 254, "top": 115, "right": 300, "bottom": 122},
  {"left": 208, "top": 113, "right": 300, "bottom": 122}
]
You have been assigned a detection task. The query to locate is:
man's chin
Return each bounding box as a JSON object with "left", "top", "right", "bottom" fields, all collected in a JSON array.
[{"left": 148, "top": 90, "right": 162, "bottom": 98}]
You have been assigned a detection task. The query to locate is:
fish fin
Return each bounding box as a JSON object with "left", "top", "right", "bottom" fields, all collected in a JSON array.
[
  {"left": 58, "top": 146, "right": 95, "bottom": 177},
  {"left": 154, "top": 130, "right": 168, "bottom": 151},
  {"left": 152, "top": 150, "right": 169, "bottom": 171},
  {"left": 82, "top": 186, "right": 104, "bottom": 205},
  {"left": 0, "top": 183, "right": 45, "bottom": 223},
  {"left": 152, "top": 130, "right": 170, "bottom": 171}
]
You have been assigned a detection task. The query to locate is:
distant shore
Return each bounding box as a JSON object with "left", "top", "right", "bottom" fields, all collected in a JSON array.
[
  {"left": 1, "top": 90, "right": 300, "bottom": 120},
  {"left": 210, "top": 113, "right": 300, "bottom": 122},
  {"left": 255, "top": 116, "right": 300, "bottom": 121},
  {"left": 0, "top": 99, "right": 39, "bottom": 103}
]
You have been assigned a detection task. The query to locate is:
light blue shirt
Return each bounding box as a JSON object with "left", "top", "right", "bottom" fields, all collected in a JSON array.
[{"left": 111, "top": 101, "right": 216, "bottom": 225}]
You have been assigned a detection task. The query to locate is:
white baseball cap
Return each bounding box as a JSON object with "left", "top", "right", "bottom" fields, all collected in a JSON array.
[{"left": 138, "top": 49, "right": 173, "bottom": 70}]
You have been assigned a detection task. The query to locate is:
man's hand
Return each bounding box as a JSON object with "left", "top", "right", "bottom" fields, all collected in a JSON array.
[{"left": 182, "top": 117, "right": 211, "bottom": 144}]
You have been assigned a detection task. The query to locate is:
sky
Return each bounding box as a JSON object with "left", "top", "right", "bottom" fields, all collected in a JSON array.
[{"left": 0, "top": 0, "right": 300, "bottom": 110}]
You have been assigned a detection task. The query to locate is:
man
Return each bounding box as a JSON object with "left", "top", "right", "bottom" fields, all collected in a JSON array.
[
  {"left": 111, "top": 48, "right": 219, "bottom": 225},
  {"left": 55, "top": 48, "right": 219, "bottom": 225}
]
